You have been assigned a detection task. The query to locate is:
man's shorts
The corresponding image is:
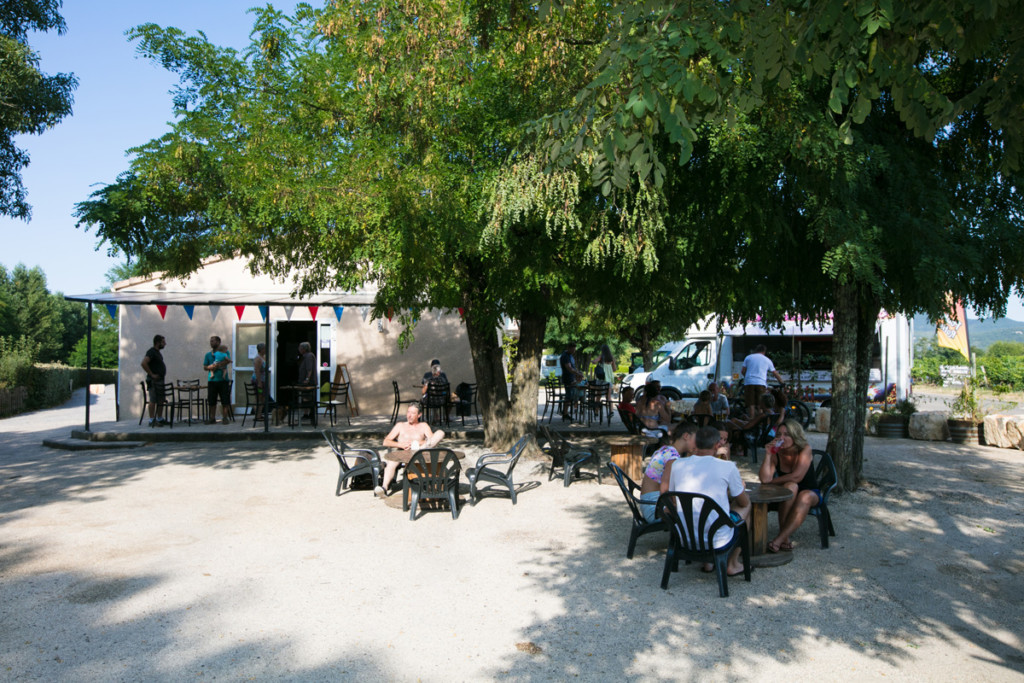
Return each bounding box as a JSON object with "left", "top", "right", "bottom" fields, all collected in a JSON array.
[
  {"left": 744, "top": 384, "right": 766, "bottom": 414},
  {"left": 208, "top": 380, "right": 231, "bottom": 406},
  {"left": 146, "top": 378, "right": 165, "bottom": 404}
]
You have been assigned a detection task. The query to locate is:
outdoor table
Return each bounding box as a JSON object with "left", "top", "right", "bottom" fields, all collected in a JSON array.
[
  {"left": 280, "top": 385, "right": 318, "bottom": 427},
  {"left": 174, "top": 382, "right": 206, "bottom": 425},
  {"left": 745, "top": 482, "right": 794, "bottom": 568},
  {"left": 606, "top": 435, "right": 656, "bottom": 484}
]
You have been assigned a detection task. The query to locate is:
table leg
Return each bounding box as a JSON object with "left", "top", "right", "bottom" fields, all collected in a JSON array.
[{"left": 749, "top": 502, "right": 792, "bottom": 568}]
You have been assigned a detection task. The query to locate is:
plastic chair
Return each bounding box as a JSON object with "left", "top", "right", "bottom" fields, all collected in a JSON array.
[
  {"left": 402, "top": 448, "right": 461, "bottom": 520},
  {"left": 242, "top": 382, "right": 275, "bottom": 427},
  {"left": 319, "top": 381, "right": 352, "bottom": 426},
  {"left": 455, "top": 382, "right": 480, "bottom": 426},
  {"left": 810, "top": 449, "right": 838, "bottom": 547},
  {"left": 138, "top": 381, "right": 151, "bottom": 425},
  {"left": 656, "top": 491, "right": 751, "bottom": 597},
  {"left": 391, "top": 380, "right": 420, "bottom": 425},
  {"left": 584, "top": 382, "right": 609, "bottom": 426},
  {"left": 322, "top": 430, "right": 383, "bottom": 496},
  {"left": 607, "top": 462, "right": 668, "bottom": 559},
  {"left": 467, "top": 434, "right": 529, "bottom": 505},
  {"left": 543, "top": 378, "right": 565, "bottom": 423},
  {"left": 159, "top": 382, "right": 175, "bottom": 427},
  {"left": 539, "top": 425, "right": 602, "bottom": 486},
  {"left": 619, "top": 408, "right": 644, "bottom": 435},
  {"left": 423, "top": 381, "right": 450, "bottom": 427},
  {"left": 736, "top": 414, "right": 773, "bottom": 463}
]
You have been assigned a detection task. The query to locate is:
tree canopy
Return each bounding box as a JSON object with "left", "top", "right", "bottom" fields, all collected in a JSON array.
[{"left": 0, "top": 0, "right": 77, "bottom": 219}]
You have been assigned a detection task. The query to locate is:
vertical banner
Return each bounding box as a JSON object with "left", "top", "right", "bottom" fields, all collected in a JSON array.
[
  {"left": 258, "top": 305, "right": 269, "bottom": 321},
  {"left": 156, "top": 304, "right": 168, "bottom": 320},
  {"left": 936, "top": 296, "right": 971, "bottom": 360},
  {"left": 183, "top": 305, "right": 195, "bottom": 320},
  {"left": 333, "top": 306, "right": 344, "bottom": 321},
  {"left": 235, "top": 305, "right": 246, "bottom": 320},
  {"left": 104, "top": 304, "right": 117, "bottom": 320},
  {"left": 308, "top": 306, "right": 319, "bottom": 320}
]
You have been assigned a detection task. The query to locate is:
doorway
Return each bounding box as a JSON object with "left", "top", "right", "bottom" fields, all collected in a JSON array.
[{"left": 275, "top": 321, "right": 317, "bottom": 388}]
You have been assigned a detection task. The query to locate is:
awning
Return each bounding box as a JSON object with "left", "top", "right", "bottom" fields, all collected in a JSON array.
[{"left": 64, "top": 290, "right": 377, "bottom": 307}]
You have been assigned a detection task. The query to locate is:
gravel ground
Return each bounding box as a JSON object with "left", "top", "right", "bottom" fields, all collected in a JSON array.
[{"left": 0, "top": 389, "right": 1022, "bottom": 681}]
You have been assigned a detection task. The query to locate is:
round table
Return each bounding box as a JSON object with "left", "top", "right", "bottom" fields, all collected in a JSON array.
[
  {"left": 745, "top": 482, "right": 794, "bottom": 567},
  {"left": 606, "top": 435, "right": 656, "bottom": 484},
  {"left": 386, "top": 449, "right": 466, "bottom": 511}
]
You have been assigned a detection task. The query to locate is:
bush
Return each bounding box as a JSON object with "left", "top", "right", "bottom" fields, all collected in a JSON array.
[{"left": 0, "top": 336, "right": 40, "bottom": 389}]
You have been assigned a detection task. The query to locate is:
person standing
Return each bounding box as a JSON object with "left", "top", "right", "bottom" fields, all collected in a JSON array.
[
  {"left": 296, "top": 341, "right": 317, "bottom": 422},
  {"left": 559, "top": 341, "right": 584, "bottom": 419},
  {"left": 204, "top": 335, "right": 232, "bottom": 424},
  {"left": 141, "top": 335, "right": 168, "bottom": 427},
  {"left": 252, "top": 342, "right": 276, "bottom": 424},
  {"left": 741, "top": 344, "right": 783, "bottom": 418}
]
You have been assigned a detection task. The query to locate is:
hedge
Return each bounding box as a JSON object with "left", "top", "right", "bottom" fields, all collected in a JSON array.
[
  {"left": 1, "top": 364, "right": 118, "bottom": 414},
  {"left": 913, "top": 354, "right": 1024, "bottom": 390}
]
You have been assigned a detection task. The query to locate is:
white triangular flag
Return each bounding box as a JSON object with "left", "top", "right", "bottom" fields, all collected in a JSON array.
[{"left": 209, "top": 305, "right": 221, "bottom": 322}]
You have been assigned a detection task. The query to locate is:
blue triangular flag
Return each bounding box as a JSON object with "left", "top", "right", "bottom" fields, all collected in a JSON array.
[
  {"left": 183, "top": 305, "right": 195, "bottom": 320},
  {"left": 333, "top": 306, "right": 344, "bottom": 321},
  {"left": 104, "top": 304, "right": 117, "bottom": 320},
  {"left": 259, "top": 305, "right": 269, "bottom": 321}
]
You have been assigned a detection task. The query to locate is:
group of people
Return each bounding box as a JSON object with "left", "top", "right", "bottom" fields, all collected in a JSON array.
[
  {"left": 141, "top": 334, "right": 320, "bottom": 427},
  {"left": 141, "top": 334, "right": 235, "bottom": 427},
  {"left": 557, "top": 342, "right": 615, "bottom": 420}
]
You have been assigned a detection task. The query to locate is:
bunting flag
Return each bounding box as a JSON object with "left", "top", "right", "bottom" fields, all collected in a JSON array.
[
  {"left": 156, "top": 305, "right": 168, "bottom": 320},
  {"left": 258, "top": 305, "right": 269, "bottom": 321},
  {"left": 333, "top": 306, "right": 344, "bottom": 321},
  {"left": 458, "top": 307, "right": 465, "bottom": 318},
  {"left": 360, "top": 306, "right": 369, "bottom": 322},
  {"left": 936, "top": 296, "right": 971, "bottom": 360},
  {"left": 308, "top": 306, "right": 319, "bottom": 320},
  {"left": 104, "top": 304, "right": 117, "bottom": 320},
  {"left": 235, "top": 305, "right": 246, "bottom": 320},
  {"left": 284, "top": 306, "right": 295, "bottom": 320},
  {"left": 387, "top": 307, "right": 393, "bottom": 322},
  {"left": 209, "top": 305, "right": 221, "bottom": 322},
  {"left": 128, "top": 305, "right": 142, "bottom": 320},
  {"left": 183, "top": 305, "right": 195, "bottom": 320}
]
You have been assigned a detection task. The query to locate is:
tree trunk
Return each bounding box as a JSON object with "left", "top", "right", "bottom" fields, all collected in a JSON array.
[
  {"left": 638, "top": 324, "right": 654, "bottom": 370},
  {"left": 463, "top": 302, "right": 510, "bottom": 448},
  {"left": 509, "top": 310, "right": 547, "bottom": 453},
  {"left": 827, "top": 280, "right": 871, "bottom": 492}
]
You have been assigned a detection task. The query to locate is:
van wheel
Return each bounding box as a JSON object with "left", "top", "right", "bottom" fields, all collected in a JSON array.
[{"left": 660, "top": 388, "right": 683, "bottom": 401}]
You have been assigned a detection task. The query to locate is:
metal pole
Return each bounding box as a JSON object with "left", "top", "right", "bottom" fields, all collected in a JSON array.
[
  {"left": 264, "top": 311, "right": 271, "bottom": 433},
  {"left": 85, "top": 302, "right": 93, "bottom": 431}
]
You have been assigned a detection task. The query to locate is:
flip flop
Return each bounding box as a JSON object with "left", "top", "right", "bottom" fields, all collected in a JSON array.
[
  {"left": 779, "top": 541, "right": 794, "bottom": 551},
  {"left": 766, "top": 540, "right": 782, "bottom": 554},
  {"left": 726, "top": 568, "right": 746, "bottom": 577}
]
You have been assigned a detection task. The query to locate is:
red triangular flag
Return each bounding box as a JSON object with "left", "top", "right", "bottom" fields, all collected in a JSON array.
[
  {"left": 157, "top": 304, "right": 168, "bottom": 320},
  {"left": 308, "top": 306, "right": 319, "bottom": 320},
  {"left": 235, "top": 305, "right": 246, "bottom": 319},
  {"left": 388, "top": 308, "right": 393, "bottom": 322},
  {"left": 458, "top": 307, "right": 465, "bottom": 318}
]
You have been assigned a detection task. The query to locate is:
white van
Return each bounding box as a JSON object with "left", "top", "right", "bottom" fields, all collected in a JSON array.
[{"left": 620, "top": 314, "right": 913, "bottom": 402}]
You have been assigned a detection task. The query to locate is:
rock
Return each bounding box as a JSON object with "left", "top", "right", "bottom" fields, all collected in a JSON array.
[
  {"left": 909, "top": 412, "right": 950, "bottom": 441},
  {"left": 816, "top": 407, "right": 830, "bottom": 433},
  {"left": 982, "top": 415, "right": 1024, "bottom": 450}
]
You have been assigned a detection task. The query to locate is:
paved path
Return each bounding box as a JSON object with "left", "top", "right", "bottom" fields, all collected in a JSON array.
[{"left": 0, "top": 390, "right": 1021, "bottom": 681}]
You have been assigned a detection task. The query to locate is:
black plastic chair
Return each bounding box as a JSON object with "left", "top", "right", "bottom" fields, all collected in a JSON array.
[
  {"left": 656, "top": 491, "right": 751, "bottom": 597},
  {"left": 455, "top": 382, "right": 480, "bottom": 426},
  {"left": 160, "top": 382, "right": 175, "bottom": 427},
  {"left": 319, "top": 381, "right": 352, "bottom": 426},
  {"left": 422, "top": 381, "right": 451, "bottom": 427},
  {"left": 539, "top": 425, "right": 602, "bottom": 486},
  {"left": 391, "top": 380, "right": 420, "bottom": 425},
  {"left": 584, "top": 382, "right": 609, "bottom": 426},
  {"left": 607, "top": 462, "right": 668, "bottom": 559},
  {"left": 138, "top": 381, "right": 151, "bottom": 425},
  {"left": 619, "top": 408, "right": 644, "bottom": 435},
  {"left": 242, "top": 382, "right": 276, "bottom": 427},
  {"left": 543, "top": 378, "right": 565, "bottom": 423},
  {"left": 322, "top": 430, "right": 383, "bottom": 496},
  {"left": 810, "top": 449, "right": 838, "bottom": 547},
  {"left": 736, "top": 414, "right": 773, "bottom": 463},
  {"left": 403, "top": 448, "right": 461, "bottom": 520},
  {"left": 467, "top": 434, "right": 529, "bottom": 505}
]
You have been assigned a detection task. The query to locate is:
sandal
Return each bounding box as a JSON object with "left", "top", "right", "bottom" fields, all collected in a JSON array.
[
  {"left": 779, "top": 541, "right": 794, "bottom": 551},
  {"left": 766, "top": 540, "right": 782, "bottom": 554}
]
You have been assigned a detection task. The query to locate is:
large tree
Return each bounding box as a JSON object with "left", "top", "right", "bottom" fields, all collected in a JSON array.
[{"left": 0, "top": 0, "right": 76, "bottom": 219}]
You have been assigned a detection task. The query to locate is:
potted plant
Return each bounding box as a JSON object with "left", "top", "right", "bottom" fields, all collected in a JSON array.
[
  {"left": 877, "top": 399, "right": 917, "bottom": 438},
  {"left": 947, "top": 380, "right": 983, "bottom": 444}
]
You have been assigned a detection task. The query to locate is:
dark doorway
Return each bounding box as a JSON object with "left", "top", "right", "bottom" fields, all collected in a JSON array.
[{"left": 276, "top": 321, "right": 317, "bottom": 387}]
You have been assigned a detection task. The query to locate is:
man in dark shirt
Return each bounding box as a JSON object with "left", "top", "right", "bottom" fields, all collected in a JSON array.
[
  {"left": 141, "top": 335, "right": 167, "bottom": 427},
  {"left": 559, "top": 342, "right": 584, "bottom": 418}
]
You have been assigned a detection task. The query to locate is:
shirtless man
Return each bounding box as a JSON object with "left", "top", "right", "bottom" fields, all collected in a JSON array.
[{"left": 376, "top": 403, "right": 445, "bottom": 498}]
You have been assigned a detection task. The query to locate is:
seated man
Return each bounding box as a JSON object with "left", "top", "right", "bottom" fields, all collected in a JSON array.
[
  {"left": 377, "top": 403, "right": 445, "bottom": 498},
  {"left": 662, "top": 425, "right": 751, "bottom": 577},
  {"left": 708, "top": 382, "right": 729, "bottom": 417}
]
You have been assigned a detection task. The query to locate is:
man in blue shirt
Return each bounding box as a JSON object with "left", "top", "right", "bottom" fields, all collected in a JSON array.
[{"left": 204, "top": 335, "right": 232, "bottom": 424}]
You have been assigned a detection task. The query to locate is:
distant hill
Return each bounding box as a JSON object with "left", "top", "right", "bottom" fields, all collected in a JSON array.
[{"left": 912, "top": 314, "right": 1024, "bottom": 352}]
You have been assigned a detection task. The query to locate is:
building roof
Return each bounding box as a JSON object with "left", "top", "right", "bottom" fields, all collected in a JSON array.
[{"left": 63, "top": 290, "right": 377, "bottom": 307}]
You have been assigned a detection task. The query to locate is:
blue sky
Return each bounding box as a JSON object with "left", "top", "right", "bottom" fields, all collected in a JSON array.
[{"left": 2, "top": 0, "right": 1022, "bottom": 321}]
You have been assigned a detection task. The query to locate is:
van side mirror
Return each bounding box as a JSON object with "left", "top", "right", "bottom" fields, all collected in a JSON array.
[{"left": 668, "top": 357, "right": 677, "bottom": 371}]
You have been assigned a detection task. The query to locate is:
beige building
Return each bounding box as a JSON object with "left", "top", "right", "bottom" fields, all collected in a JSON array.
[{"left": 99, "top": 256, "right": 474, "bottom": 420}]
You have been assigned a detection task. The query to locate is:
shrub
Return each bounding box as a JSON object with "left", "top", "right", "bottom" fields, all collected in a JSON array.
[{"left": 0, "top": 336, "right": 40, "bottom": 389}]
